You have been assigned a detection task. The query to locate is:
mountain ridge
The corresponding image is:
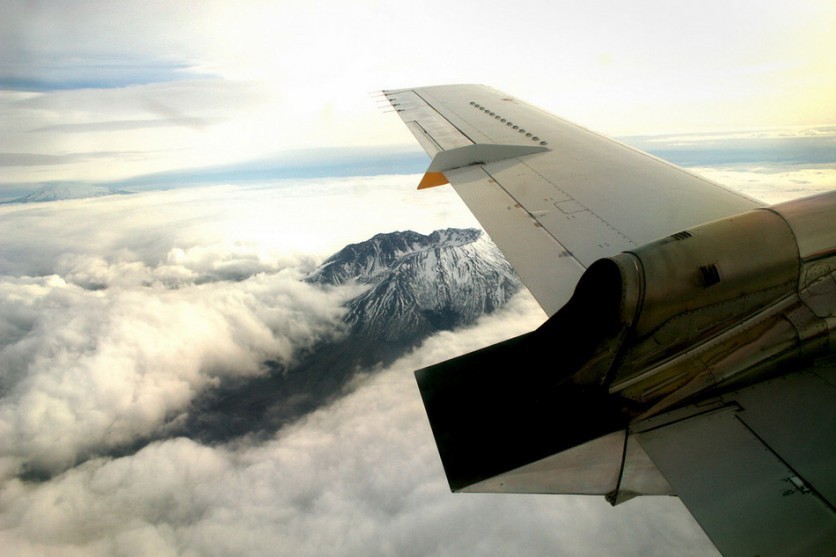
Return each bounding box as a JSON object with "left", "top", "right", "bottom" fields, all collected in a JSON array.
[
  {"left": 1, "top": 183, "right": 133, "bottom": 204},
  {"left": 185, "top": 227, "right": 522, "bottom": 442}
]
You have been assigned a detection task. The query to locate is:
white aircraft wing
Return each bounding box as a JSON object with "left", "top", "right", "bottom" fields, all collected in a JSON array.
[
  {"left": 383, "top": 84, "right": 760, "bottom": 315},
  {"left": 384, "top": 84, "right": 836, "bottom": 557}
]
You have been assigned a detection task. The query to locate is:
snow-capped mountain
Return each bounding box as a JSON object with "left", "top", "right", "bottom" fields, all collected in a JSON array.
[
  {"left": 2, "top": 183, "right": 132, "bottom": 204},
  {"left": 345, "top": 229, "right": 520, "bottom": 340},
  {"left": 307, "top": 229, "right": 477, "bottom": 285},
  {"left": 187, "top": 228, "right": 522, "bottom": 442},
  {"left": 309, "top": 228, "right": 521, "bottom": 342}
]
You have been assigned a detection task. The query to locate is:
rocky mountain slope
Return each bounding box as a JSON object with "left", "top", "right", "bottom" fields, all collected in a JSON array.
[{"left": 186, "top": 228, "right": 521, "bottom": 442}]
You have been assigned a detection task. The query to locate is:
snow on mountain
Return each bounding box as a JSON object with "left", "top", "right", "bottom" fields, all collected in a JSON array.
[
  {"left": 2, "top": 183, "right": 133, "bottom": 204},
  {"left": 310, "top": 228, "right": 521, "bottom": 342},
  {"left": 307, "top": 230, "right": 454, "bottom": 285}
]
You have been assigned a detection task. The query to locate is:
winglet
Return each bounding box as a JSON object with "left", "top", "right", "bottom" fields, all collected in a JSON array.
[
  {"left": 417, "top": 143, "right": 548, "bottom": 190},
  {"left": 418, "top": 172, "right": 449, "bottom": 189}
]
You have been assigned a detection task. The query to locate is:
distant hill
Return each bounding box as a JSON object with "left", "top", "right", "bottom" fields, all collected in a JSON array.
[{"left": 1, "top": 183, "right": 133, "bottom": 204}]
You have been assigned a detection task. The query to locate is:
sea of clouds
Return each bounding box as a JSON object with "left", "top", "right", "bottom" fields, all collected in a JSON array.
[
  {"left": 0, "top": 175, "right": 722, "bottom": 555},
  {"left": 3, "top": 169, "right": 833, "bottom": 555}
]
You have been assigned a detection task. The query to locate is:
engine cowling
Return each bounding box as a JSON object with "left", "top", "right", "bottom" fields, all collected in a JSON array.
[{"left": 582, "top": 192, "right": 836, "bottom": 415}]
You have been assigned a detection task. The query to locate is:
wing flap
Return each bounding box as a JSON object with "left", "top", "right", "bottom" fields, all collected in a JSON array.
[
  {"left": 634, "top": 367, "right": 836, "bottom": 557},
  {"left": 414, "top": 324, "right": 627, "bottom": 492},
  {"left": 414, "top": 302, "right": 676, "bottom": 498}
]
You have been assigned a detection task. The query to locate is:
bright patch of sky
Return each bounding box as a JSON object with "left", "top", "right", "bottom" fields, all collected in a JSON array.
[{"left": 1, "top": 0, "right": 835, "bottom": 191}]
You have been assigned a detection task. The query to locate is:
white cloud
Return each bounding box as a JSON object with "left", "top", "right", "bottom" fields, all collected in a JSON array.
[
  {"left": 1, "top": 178, "right": 475, "bottom": 478},
  {"left": 691, "top": 166, "right": 836, "bottom": 204},
  {"left": 0, "top": 176, "right": 486, "bottom": 476},
  {"left": 0, "top": 268, "right": 355, "bottom": 478},
  {"left": 0, "top": 175, "right": 727, "bottom": 555},
  {"left": 0, "top": 294, "right": 717, "bottom": 557}
]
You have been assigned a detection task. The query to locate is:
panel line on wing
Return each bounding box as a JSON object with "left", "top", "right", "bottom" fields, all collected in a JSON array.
[
  {"left": 404, "top": 121, "right": 443, "bottom": 156},
  {"left": 446, "top": 165, "right": 586, "bottom": 315},
  {"left": 479, "top": 159, "right": 638, "bottom": 266},
  {"left": 384, "top": 90, "right": 472, "bottom": 152},
  {"left": 734, "top": 412, "right": 836, "bottom": 514},
  {"left": 411, "top": 89, "right": 479, "bottom": 145},
  {"left": 478, "top": 165, "right": 571, "bottom": 253},
  {"left": 515, "top": 159, "right": 637, "bottom": 247}
]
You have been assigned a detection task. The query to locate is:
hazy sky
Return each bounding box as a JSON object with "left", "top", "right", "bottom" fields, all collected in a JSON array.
[
  {"left": 1, "top": 0, "right": 835, "bottom": 190},
  {"left": 1, "top": 2, "right": 835, "bottom": 556}
]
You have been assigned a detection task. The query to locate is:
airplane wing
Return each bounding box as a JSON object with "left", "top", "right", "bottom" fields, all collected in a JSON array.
[
  {"left": 383, "top": 85, "right": 836, "bottom": 557},
  {"left": 383, "top": 84, "right": 760, "bottom": 315}
]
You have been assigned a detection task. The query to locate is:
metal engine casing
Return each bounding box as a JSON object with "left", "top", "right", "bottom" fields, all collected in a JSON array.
[{"left": 597, "top": 193, "right": 836, "bottom": 415}]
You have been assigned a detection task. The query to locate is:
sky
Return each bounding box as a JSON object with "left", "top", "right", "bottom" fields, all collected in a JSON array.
[
  {"left": 1, "top": 0, "right": 835, "bottom": 193},
  {"left": 1, "top": 1, "right": 836, "bottom": 556}
]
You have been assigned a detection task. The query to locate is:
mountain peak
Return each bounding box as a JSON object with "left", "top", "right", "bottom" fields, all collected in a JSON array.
[
  {"left": 306, "top": 228, "right": 482, "bottom": 286},
  {"left": 308, "top": 228, "right": 520, "bottom": 345}
]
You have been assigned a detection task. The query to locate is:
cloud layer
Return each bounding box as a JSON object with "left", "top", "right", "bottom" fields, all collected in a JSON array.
[
  {"left": 0, "top": 177, "right": 723, "bottom": 555},
  {"left": 0, "top": 270, "right": 353, "bottom": 478},
  {"left": 1, "top": 177, "right": 476, "bottom": 477},
  {"left": 0, "top": 294, "right": 716, "bottom": 557}
]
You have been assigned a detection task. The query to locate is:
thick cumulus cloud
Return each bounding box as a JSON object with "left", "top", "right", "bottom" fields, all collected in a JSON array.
[
  {"left": 1, "top": 178, "right": 468, "bottom": 478},
  {"left": 0, "top": 294, "right": 717, "bottom": 556},
  {"left": 0, "top": 271, "right": 351, "bottom": 478}
]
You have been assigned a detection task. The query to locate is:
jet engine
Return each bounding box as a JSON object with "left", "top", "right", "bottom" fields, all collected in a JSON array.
[{"left": 415, "top": 192, "right": 836, "bottom": 493}]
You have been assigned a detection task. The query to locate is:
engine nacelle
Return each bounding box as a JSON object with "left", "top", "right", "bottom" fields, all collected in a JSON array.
[{"left": 580, "top": 192, "right": 836, "bottom": 415}]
